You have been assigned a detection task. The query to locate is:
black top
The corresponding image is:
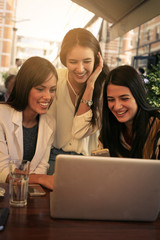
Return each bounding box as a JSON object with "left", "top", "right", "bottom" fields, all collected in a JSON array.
[{"left": 23, "top": 123, "right": 38, "bottom": 161}]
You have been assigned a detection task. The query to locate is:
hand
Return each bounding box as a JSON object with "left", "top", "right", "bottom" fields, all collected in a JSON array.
[
  {"left": 76, "top": 52, "right": 103, "bottom": 115},
  {"left": 29, "top": 174, "right": 54, "bottom": 190},
  {"left": 87, "top": 52, "right": 103, "bottom": 88}
]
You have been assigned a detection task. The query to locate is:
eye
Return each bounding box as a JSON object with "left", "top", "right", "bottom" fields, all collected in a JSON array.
[
  {"left": 107, "top": 98, "right": 114, "bottom": 102},
  {"left": 121, "top": 97, "right": 130, "bottom": 101},
  {"left": 69, "top": 60, "right": 77, "bottom": 64},
  {"left": 50, "top": 88, "right": 56, "bottom": 93},
  {"left": 35, "top": 87, "right": 43, "bottom": 92},
  {"left": 83, "top": 60, "right": 92, "bottom": 64}
]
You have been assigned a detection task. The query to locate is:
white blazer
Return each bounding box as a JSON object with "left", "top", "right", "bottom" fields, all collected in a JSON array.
[{"left": 0, "top": 104, "right": 56, "bottom": 182}]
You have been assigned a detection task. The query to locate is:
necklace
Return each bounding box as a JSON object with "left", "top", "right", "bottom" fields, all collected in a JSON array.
[{"left": 67, "top": 79, "right": 79, "bottom": 106}]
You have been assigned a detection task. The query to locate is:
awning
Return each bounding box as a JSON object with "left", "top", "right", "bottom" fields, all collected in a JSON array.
[{"left": 71, "top": 0, "right": 160, "bottom": 40}]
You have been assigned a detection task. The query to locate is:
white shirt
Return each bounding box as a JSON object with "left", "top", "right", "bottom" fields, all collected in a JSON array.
[{"left": 48, "top": 68, "right": 99, "bottom": 155}]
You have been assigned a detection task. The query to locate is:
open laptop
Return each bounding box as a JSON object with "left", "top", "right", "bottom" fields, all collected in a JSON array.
[{"left": 50, "top": 154, "right": 160, "bottom": 221}]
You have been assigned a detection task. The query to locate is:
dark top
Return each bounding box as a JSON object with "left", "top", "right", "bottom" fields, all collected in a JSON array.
[{"left": 23, "top": 123, "right": 38, "bottom": 161}]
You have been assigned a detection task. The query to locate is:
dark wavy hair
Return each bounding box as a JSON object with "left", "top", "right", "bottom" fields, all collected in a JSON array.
[
  {"left": 7, "top": 56, "right": 58, "bottom": 111},
  {"left": 100, "top": 65, "right": 159, "bottom": 158},
  {"left": 60, "top": 28, "right": 109, "bottom": 126}
]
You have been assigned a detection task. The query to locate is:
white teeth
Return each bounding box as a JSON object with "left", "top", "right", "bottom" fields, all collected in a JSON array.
[
  {"left": 40, "top": 103, "right": 49, "bottom": 106},
  {"left": 76, "top": 73, "right": 86, "bottom": 77},
  {"left": 117, "top": 111, "right": 126, "bottom": 115},
  {"left": 77, "top": 74, "right": 84, "bottom": 77}
]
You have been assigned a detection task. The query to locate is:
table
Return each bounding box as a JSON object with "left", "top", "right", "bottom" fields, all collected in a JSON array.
[{"left": 0, "top": 183, "right": 160, "bottom": 240}]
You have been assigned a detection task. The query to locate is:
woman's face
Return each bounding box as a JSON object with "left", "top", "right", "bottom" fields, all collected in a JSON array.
[
  {"left": 66, "top": 45, "right": 95, "bottom": 85},
  {"left": 26, "top": 73, "right": 57, "bottom": 116},
  {"left": 107, "top": 84, "right": 138, "bottom": 129}
]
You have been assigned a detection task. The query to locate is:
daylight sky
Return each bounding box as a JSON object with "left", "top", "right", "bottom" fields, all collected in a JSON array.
[{"left": 16, "top": 0, "right": 94, "bottom": 41}]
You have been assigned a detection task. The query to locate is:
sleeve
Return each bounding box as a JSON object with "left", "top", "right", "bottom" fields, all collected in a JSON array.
[
  {"left": 151, "top": 130, "right": 160, "bottom": 160},
  {"left": 72, "top": 110, "right": 98, "bottom": 139},
  {"left": 31, "top": 148, "right": 50, "bottom": 174},
  {"left": 0, "top": 124, "right": 10, "bottom": 182},
  {"left": 155, "top": 137, "right": 160, "bottom": 160},
  {"left": 98, "top": 138, "right": 104, "bottom": 150}
]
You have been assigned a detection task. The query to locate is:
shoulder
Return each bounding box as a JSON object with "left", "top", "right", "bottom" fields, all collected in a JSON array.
[
  {"left": 148, "top": 112, "right": 160, "bottom": 136},
  {"left": 151, "top": 111, "right": 160, "bottom": 126},
  {"left": 0, "top": 104, "right": 22, "bottom": 124},
  {"left": 0, "top": 104, "right": 12, "bottom": 113},
  {"left": 0, "top": 104, "right": 13, "bottom": 125}
]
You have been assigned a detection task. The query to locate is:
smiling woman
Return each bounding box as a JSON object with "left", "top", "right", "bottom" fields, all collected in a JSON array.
[
  {"left": 99, "top": 65, "right": 160, "bottom": 160},
  {"left": 47, "top": 28, "right": 109, "bottom": 174},
  {"left": 0, "top": 56, "right": 57, "bottom": 190}
]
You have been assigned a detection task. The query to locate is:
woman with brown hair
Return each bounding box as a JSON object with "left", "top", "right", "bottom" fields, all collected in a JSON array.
[
  {"left": 48, "top": 28, "right": 109, "bottom": 174},
  {"left": 0, "top": 56, "right": 57, "bottom": 189}
]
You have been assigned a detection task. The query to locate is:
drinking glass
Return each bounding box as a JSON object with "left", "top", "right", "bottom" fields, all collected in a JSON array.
[{"left": 9, "top": 160, "right": 30, "bottom": 207}]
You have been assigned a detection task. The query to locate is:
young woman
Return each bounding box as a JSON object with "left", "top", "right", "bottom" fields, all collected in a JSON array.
[
  {"left": 0, "top": 56, "right": 57, "bottom": 189},
  {"left": 99, "top": 65, "right": 160, "bottom": 159},
  {"left": 48, "top": 28, "right": 109, "bottom": 174}
]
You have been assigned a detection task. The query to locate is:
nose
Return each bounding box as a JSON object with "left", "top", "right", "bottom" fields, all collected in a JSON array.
[
  {"left": 76, "top": 62, "right": 84, "bottom": 72},
  {"left": 42, "top": 90, "right": 52, "bottom": 100},
  {"left": 113, "top": 100, "right": 122, "bottom": 110}
]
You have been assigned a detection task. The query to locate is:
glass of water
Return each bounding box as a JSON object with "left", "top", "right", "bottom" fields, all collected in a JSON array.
[{"left": 9, "top": 160, "right": 30, "bottom": 207}]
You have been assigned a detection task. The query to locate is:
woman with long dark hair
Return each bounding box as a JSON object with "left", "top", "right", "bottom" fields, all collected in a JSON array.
[{"left": 100, "top": 65, "right": 160, "bottom": 159}]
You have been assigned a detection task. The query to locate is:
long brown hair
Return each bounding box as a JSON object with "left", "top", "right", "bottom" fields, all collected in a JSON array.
[{"left": 60, "top": 28, "right": 109, "bottom": 126}]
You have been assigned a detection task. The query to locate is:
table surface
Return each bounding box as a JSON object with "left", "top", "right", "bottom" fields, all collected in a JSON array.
[{"left": 0, "top": 183, "right": 160, "bottom": 240}]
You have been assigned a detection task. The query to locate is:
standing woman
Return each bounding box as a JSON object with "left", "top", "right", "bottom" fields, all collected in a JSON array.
[
  {"left": 48, "top": 28, "right": 109, "bottom": 173},
  {"left": 99, "top": 65, "right": 160, "bottom": 159},
  {"left": 0, "top": 56, "right": 57, "bottom": 189}
]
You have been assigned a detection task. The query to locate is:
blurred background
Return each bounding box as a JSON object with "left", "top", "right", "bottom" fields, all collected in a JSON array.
[{"left": 0, "top": 0, "right": 160, "bottom": 84}]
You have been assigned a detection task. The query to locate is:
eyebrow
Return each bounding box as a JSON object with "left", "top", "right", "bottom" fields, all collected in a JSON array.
[
  {"left": 107, "top": 94, "right": 130, "bottom": 98},
  {"left": 83, "top": 58, "right": 92, "bottom": 60},
  {"left": 69, "top": 58, "right": 92, "bottom": 61},
  {"left": 37, "top": 84, "right": 57, "bottom": 88}
]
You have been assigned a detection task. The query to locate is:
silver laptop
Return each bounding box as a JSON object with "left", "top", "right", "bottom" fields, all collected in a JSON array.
[{"left": 50, "top": 154, "right": 160, "bottom": 221}]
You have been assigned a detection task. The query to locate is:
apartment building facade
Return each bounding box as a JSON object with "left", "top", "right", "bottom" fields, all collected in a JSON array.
[
  {"left": 100, "top": 15, "right": 160, "bottom": 71},
  {"left": 0, "top": 0, "right": 160, "bottom": 74},
  {"left": 0, "top": 0, "right": 17, "bottom": 72}
]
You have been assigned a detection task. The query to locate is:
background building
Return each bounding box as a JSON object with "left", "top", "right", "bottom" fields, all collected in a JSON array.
[
  {"left": 0, "top": 0, "right": 17, "bottom": 73},
  {"left": 97, "top": 15, "right": 160, "bottom": 70},
  {"left": 0, "top": 0, "right": 160, "bottom": 77}
]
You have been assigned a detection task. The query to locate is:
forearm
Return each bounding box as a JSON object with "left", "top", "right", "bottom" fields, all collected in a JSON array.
[
  {"left": 76, "top": 83, "right": 94, "bottom": 116},
  {"left": 6, "top": 172, "right": 54, "bottom": 190}
]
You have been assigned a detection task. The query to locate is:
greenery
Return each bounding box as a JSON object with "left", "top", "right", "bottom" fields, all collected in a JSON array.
[
  {"left": 146, "top": 57, "right": 160, "bottom": 107},
  {"left": 1, "top": 71, "right": 8, "bottom": 82}
]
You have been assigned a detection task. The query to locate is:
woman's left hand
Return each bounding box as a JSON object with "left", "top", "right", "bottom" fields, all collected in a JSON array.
[
  {"left": 76, "top": 52, "right": 103, "bottom": 115},
  {"left": 87, "top": 52, "right": 103, "bottom": 88}
]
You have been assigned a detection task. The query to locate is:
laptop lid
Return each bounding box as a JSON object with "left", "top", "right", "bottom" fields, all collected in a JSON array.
[{"left": 50, "top": 154, "right": 160, "bottom": 221}]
